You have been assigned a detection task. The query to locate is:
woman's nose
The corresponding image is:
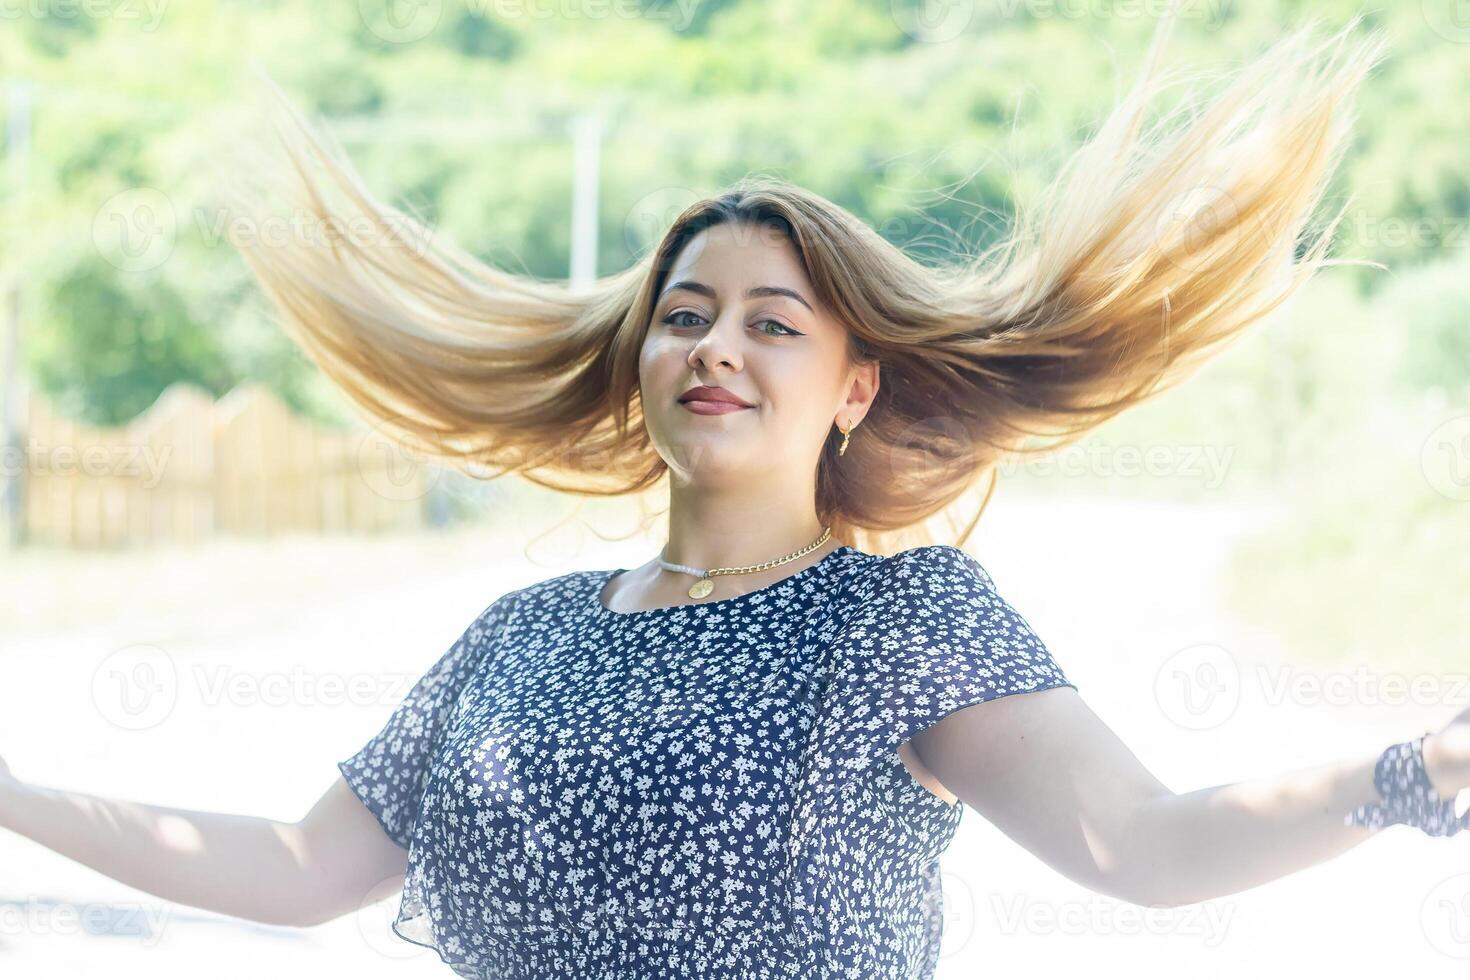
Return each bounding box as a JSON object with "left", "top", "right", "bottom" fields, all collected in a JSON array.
[{"left": 688, "top": 315, "right": 744, "bottom": 370}]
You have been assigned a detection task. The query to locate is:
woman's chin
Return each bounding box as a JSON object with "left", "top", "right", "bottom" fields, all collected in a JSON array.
[{"left": 661, "top": 446, "right": 760, "bottom": 484}]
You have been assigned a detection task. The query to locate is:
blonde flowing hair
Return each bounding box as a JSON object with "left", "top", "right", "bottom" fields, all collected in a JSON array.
[{"left": 217, "top": 13, "right": 1387, "bottom": 557}]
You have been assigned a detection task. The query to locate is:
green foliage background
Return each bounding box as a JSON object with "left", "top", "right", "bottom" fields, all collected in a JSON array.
[
  {"left": 2, "top": 1, "right": 1468, "bottom": 666},
  {"left": 4, "top": 2, "right": 1466, "bottom": 425}
]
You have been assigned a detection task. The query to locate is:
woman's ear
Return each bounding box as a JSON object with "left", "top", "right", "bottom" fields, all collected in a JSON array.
[{"left": 844, "top": 360, "right": 880, "bottom": 423}]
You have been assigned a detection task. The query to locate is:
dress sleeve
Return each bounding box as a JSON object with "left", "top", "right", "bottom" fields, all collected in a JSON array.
[
  {"left": 800, "top": 545, "right": 1078, "bottom": 807},
  {"left": 337, "top": 592, "right": 515, "bottom": 850}
]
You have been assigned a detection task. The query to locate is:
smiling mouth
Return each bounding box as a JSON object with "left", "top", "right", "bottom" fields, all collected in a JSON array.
[
  {"left": 679, "top": 399, "right": 754, "bottom": 413},
  {"left": 677, "top": 393, "right": 753, "bottom": 408}
]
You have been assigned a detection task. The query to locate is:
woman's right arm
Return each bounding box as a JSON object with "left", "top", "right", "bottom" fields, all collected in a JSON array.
[{"left": 0, "top": 752, "right": 409, "bottom": 928}]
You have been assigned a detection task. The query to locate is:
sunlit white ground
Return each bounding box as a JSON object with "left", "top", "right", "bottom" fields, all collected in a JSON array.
[{"left": 1, "top": 491, "right": 1465, "bottom": 978}]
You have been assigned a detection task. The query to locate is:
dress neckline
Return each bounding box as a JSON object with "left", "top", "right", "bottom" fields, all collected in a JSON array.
[{"left": 593, "top": 544, "right": 863, "bottom": 619}]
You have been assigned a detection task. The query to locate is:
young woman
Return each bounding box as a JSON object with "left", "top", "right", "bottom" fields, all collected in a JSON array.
[{"left": 3, "top": 13, "right": 1465, "bottom": 980}]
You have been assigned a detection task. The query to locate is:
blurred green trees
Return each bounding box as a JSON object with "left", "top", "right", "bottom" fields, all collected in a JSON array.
[{"left": 0, "top": 1, "right": 1464, "bottom": 436}]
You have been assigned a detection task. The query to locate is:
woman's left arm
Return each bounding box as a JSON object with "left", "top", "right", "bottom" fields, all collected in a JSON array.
[{"left": 909, "top": 687, "right": 1470, "bottom": 909}]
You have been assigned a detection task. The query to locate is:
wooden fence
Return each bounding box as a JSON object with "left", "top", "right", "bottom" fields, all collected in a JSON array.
[{"left": 17, "top": 382, "right": 431, "bottom": 548}]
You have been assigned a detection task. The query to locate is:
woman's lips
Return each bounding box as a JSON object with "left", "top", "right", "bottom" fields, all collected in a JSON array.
[{"left": 680, "top": 399, "right": 753, "bottom": 415}]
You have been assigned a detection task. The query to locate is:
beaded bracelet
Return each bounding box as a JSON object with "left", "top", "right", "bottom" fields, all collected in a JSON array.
[{"left": 1343, "top": 734, "right": 1470, "bottom": 838}]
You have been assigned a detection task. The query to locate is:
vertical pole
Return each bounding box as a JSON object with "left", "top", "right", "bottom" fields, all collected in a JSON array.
[
  {"left": 2, "top": 81, "right": 33, "bottom": 550},
  {"left": 568, "top": 112, "right": 602, "bottom": 294}
]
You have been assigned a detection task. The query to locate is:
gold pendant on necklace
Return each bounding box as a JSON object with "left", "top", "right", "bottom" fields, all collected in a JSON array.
[{"left": 688, "top": 577, "right": 714, "bottom": 599}]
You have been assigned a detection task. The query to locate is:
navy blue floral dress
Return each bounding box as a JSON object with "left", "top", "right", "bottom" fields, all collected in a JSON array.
[{"left": 338, "top": 543, "right": 1077, "bottom": 979}]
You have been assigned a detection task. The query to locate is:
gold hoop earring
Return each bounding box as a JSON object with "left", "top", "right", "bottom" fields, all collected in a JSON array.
[{"left": 836, "top": 419, "right": 852, "bottom": 456}]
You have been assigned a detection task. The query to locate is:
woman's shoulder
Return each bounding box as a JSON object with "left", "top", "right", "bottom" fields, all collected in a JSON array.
[
  {"left": 852, "top": 544, "right": 996, "bottom": 599},
  {"left": 498, "top": 566, "right": 602, "bottom": 608},
  {"left": 814, "top": 544, "right": 999, "bottom": 637}
]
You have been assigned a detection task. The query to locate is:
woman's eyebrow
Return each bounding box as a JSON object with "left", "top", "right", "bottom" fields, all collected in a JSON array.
[{"left": 660, "top": 279, "right": 814, "bottom": 313}]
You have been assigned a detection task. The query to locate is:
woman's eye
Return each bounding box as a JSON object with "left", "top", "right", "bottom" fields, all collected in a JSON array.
[
  {"left": 661, "top": 311, "right": 801, "bottom": 337},
  {"left": 757, "top": 319, "right": 801, "bottom": 337},
  {"left": 663, "top": 311, "right": 703, "bottom": 329}
]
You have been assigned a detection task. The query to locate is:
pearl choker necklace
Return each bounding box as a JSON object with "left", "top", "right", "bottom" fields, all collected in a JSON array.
[{"left": 656, "top": 526, "right": 834, "bottom": 599}]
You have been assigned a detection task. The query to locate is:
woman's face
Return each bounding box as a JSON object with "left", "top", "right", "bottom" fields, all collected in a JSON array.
[{"left": 639, "top": 220, "right": 875, "bottom": 488}]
